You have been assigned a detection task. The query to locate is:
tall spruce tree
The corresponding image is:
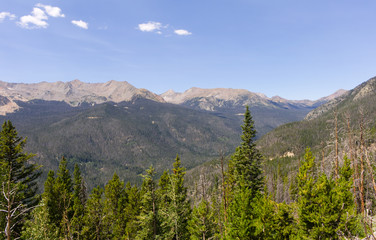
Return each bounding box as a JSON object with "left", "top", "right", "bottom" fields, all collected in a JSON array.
[
  {"left": 123, "top": 182, "right": 141, "bottom": 239},
  {"left": 0, "top": 121, "right": 41, "bottom": 240},
  {"left": 70, "top": 164, "right": 86, "bottom": 239},
  {"left": 82, "top": 186, "right": 105, "bottom": 240},
  {"left": 159, "top": 155, "right": 191, "bottom": 240},
  {"left": 136, "top": 166, "right": 160, "bottom": 240},
  {"left": 228, "top": 106, "right": 263, "bottom": 194},
  {"left": 225, "top": 107, "right": 265, "bottom": 239},
  {"left": 103, "top": 173, "right": 127, "bottom": 239}
]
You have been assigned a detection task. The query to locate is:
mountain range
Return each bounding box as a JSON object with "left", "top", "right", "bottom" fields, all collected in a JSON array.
[
  {"left": 0, "top": 78, "right": 348, "bottom": 186},
  {"left": 0, "top": 79, "right": 346, "bottom": 136}
]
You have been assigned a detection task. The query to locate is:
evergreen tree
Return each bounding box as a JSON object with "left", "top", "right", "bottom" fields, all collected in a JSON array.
[
  {"left": 297, "top": 149, "right": 362, "bottom": 239},
  {"left": 225, "top": 107, "right": 265, "bottom": 239},
  {"left": 124, "top": 182, "right": 141, "bottom": 239},
  {"left": 188, "top": 199, "right": 216, "bottom": 240},
  {"left": 160, "top": 155, "right": 191, "bottom": 240},
  {"left": 0, "top": 121, "right": 41, "bottom": 240},
  {"left": 71, "top": 164, "right": 86, "bottom": 239},
  {"left": 21, "top": 199, "right": 59, "bottom": 240},
  {"left": 103, "top": 173, "right": 127, "bottom": 239},
  {"left": 136, "top": 166, "right": 160, "bottom": 240},
  {"left": 228, "top": 106, "right": 263, "bottom": 195},
  {"left": 225, "top": 179, "right": 257, "bottom": 239},
  {"left": 55, "top": 157, "right": 74, "bottom": 239},
  {"left": 252, "top": 194, "right": 297, "bottom": 239},
  {"left": 82, "top": 186, "right": 105, "bottom": 240}
]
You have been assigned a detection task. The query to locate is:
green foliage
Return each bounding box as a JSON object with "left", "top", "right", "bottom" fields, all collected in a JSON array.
[
  {"left": 21, "top": 200, "right": 59, "bottom": 240},
  {"left": 297, "top": 149, "right": 362, "bottom": 239},
  {"left": 159, "top": 155, "right": 191, "bottom": 240},
  {"left": 81, "top": 186, "right": 105, "bottom": 240},
  {"left": 124, "top": 182, "right": 141, "bottom": 239},
  {"left": 0, "top": 120, "right": 41, "bottom": 239},
  {"left": 103, "top": 172, "right": 127, "bottom": 239},
  {"left": 188, "top": 200, "right": 216, "bottom": 240},
  {"left": 226, "top": 180, "right": 257, "bottom": 239},
  {"left": 136, "top": 166, "right": 160, "bottom": 240},
  {"left": 71, "top": 164, "right": 86, "bottom": 239},
  {"left": 228, "top": 106, "right": 263, "bottom": 195}
]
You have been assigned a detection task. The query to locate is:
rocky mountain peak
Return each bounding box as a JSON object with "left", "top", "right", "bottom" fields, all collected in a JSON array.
[{"left": 0, "top": 80, "right": 165, "bottom": 115}]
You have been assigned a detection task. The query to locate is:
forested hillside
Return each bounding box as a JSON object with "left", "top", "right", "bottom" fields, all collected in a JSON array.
[
  {"left": 0, "top": 99, "right": 241, "bottom": 188},
  {"left": 0, "top": 107, "right": 368, "bottom": 239},
  {"left": 256, "top": 77, "right": 376, "bottom": 210}
]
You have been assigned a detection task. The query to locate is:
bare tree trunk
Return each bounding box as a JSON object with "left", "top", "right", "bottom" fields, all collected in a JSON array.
[
  {"left": 346, "top": 114, "right": 359, "bottom": 210},
  {"left": 220, "top": 151, "right": 227, "bottom": 237},
  {"left": 220, "top": 151, "right": 227, "bottom": 225},
  {"left": 365, "top": 150, "right": 376, "bottom": 196},
  {"left": 359, "top": 112, "right": 365, "bottom": 215},
  {"left": 334, "top": 110, "right": 339, "bottom": 178}
]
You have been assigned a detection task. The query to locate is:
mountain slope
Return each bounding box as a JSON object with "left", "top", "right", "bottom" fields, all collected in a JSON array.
[
  {"left": 0, "top": 99, "right": 241, "bottom": 187},
  {"left": 257, "top": 76, "right": 376, "bottom": 160}
]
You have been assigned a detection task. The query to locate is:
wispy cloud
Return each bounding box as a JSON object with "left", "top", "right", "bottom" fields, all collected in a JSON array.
[
  {"left": 18, "top": 4, "right": 65, "bottom": 29},
  {"left": 72, "top": 20, "right": 88, "bottom": 29},
  {"left": 18, "top": 7, "right": 48, "bottom": 29},
  {"left": 174, "top": 29, "right": 192, "bottom": 36},
  {"left": 0, "top": 12, "right": 16, "bottom": 22},
  {"left": 138, "top": 21, "right": 165, "bottom": 33},
  {"left": 36, "top": 4, "right": 65, "bottom": 18},
  {"left": 138, "top": 21, "right": 192, "bottom": 36}
]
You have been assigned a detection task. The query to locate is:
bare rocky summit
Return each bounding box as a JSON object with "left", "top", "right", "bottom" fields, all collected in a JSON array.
[
  {"left": 0, "top": 80, "right": 165, "bottom": 115},
  {"left": 161, "top": 87, "right": 346, "bottom": 111}
]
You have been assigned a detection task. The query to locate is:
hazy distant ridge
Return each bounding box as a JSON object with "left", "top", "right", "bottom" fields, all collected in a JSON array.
[
  {"left": 0, "top": 79, "right": 165, "bottom": 115},
  {"left": 161, "top": 87, "right": 347, "bottom": 111}
]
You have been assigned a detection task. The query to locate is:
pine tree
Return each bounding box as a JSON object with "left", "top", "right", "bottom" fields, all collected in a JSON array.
[
  {"left": 0, "top": 121, "right": 41, "bottom": 240},
  {"left": 136, "top": 166, "right": 160, "bottom": 240},
  {"left": 103, "top": 173, "right": 127, "bottom": 239},
  {"left": 225, "top": 107, "right": 264, "bottom": 239},
  {"left": 159, "top": 155, "right": 191, "bottom": 240},
  {"left": 70, "top": 164, "right": 86, "bottom": 239},
  {"left": 225, "top": 179, "right": 257, "bottom": 239},
  {"left": 228, "top": 106, "right": 263, "bottom": 195},
  {"left": 297, "top": 149, "right": 362, "bottom": 239},
  {"left": 21, "top": 199, "right": 59, "bottom": 240},
  {"left": 124, "top": 182, "right": 141, "bottom": 239},
  {"left": 188, "top": 199, "right": 216, "bottom": 240},
  {"left": 82, "top": 186, "right": 105, "bottom": 240},
  {"left": 55, "top": 157, "right": 74, "bottom": 239}
]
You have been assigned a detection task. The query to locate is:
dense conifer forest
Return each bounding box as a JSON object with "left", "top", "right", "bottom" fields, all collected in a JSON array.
[{"left": 0, "top": 106, "right": 374, "bottom": 239}]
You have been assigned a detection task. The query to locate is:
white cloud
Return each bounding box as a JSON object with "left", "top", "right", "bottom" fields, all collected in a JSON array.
[
  {"left": 174, "top": 29, "right": 192, "bottom": 36},
  {"left": 72, "top": 20, "right": 88, "bottom": 29},
  {"left": 138, "top": 21, "right": 163, "bottom": 32},
  {"left": 0, "top": 12, "right": 16, "bottom": 22},
  {"left": 36, "top": 4, "right": 65, "bottom": 18},
  {"left": 18, "top": 7, "right": 48, "bottom": 29}
]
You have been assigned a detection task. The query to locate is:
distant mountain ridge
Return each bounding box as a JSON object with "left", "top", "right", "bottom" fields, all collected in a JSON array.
[
  {"left": 0, "top": 79, "right": 348, "bottom": 116},
  {"left": 161, "top": 87, "right": 347, "bottom": 112},
  {"left": 0, "top": 79, "right": 164, "bottom": 115}
]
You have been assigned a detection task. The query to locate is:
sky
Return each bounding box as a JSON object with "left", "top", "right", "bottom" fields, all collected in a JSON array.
[{"left": 1, "top": 0, "right": 376, "bottom": 100}]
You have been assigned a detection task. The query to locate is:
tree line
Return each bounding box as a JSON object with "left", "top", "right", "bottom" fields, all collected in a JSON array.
[{"left": 0, "top": 106, "right": 372, "bottom": 239}]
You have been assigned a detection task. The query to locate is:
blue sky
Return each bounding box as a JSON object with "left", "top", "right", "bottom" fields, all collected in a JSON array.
[{"left": 1, "top": 0, "right": 376, "bottom": 100}]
